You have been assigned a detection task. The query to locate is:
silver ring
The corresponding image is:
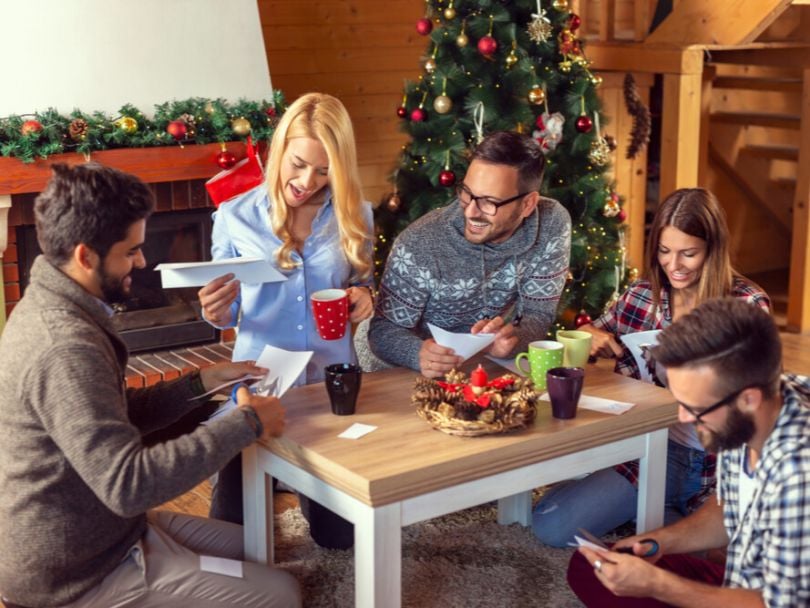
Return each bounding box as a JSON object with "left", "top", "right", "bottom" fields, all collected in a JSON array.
[{"left": 593, "top": 559, "right": 603, "bottom": 573}]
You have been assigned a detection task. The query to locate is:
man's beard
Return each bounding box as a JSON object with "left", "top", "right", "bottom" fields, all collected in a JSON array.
[
  {"left": 697, "top": 406, "right": 756, "bottom": 453},
  {"left": 98, "top": 266, "right": 129, "bottom": 304}
]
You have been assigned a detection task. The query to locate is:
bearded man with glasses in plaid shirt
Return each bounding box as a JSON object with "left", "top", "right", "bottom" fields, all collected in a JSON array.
[
  {"left": 368, "top": 131, "right": 571, "bottom": 377},
  {"left": 569, "top": 298, "right": 810, "bottom": 608}
]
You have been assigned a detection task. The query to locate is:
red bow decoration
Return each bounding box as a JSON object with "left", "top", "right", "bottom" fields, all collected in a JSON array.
[{"left": 463, "top": 385, "right": 492, "bottom": 408}]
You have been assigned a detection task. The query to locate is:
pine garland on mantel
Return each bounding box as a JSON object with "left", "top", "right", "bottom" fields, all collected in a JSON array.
[{"left": 0, "top": 91, "right": 286, "bottom": 163}]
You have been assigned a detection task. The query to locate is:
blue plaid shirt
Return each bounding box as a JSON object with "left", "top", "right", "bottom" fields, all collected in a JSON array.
[{"left": 717, "top": 374, "right": 810, "bottom": 607}]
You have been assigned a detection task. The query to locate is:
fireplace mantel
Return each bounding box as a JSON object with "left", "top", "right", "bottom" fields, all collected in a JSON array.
[{"left": 0, "top": 141, "right": 252, "bottom": 331}]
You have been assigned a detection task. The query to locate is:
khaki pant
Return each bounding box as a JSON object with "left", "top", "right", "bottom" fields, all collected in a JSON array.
[{"left": 62, "top": 511, "right": 300, "bottom": 608}]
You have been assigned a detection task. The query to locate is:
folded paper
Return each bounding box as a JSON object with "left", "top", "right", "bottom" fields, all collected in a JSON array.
[
  {"left": 155, "top": 257, "right": 286, "bottom": 288},
  {"left": 428, "top": 323, "right": 495, "bottom": 361}
]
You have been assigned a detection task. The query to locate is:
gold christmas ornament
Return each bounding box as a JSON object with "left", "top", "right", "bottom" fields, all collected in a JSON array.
[
  {"left": 628, "top": 267, "right": 640, "bottom": 282},
  {"left": 505, "top": 50, "right": 519, "bottom": 68},
  {"left": 231, "top": 117, "right": 252, "bottom": 136},
  {"left": 602, "top": 200, "right": 620, "bottom": 218},
  {"left": 444, "top": 6, "right": 456, "bottom": 20},
  {"left": 456, "top": 32, "right": 469, "bottom": 47},
  {"left": 115, "top": 116, "right": 138, "bottom": 134},
  {"left": 433, "top": 94, "right": 453, "bottom": 114},
  {"left": 528, "top": 14, "right": 553, "bottom": 44},
  {"left": 386, "top": 192, "right": 401, "bottom": 212},
  {"left": 559, "top": 60, "right": 572, "bottom": 73},
  {"left": 591, "top": 75, "right": 604, "bottom": 86},
  {"left": 553, "top": 0, "right": 569, "bottom": 10},
  {"left": 589, "top": 138, "right": 612, "bottom": 166},
  {"left": 424, "top": 57, "right": 437, "bottom": 73},
  {"left": 204, "top": 101, "right": 215, "bottom": 114},
  {"left": 528, "top": 85, "right": 546, "bottom": 105}
]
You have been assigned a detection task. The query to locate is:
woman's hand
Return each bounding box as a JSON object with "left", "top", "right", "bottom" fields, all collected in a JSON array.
[
  {"left": 347, "top": 286, "right": 374, "bottom": 323},
  {"left": 580, "top": 324, "right": 624, "bottom": 359},
  {"left": 198, "top": 273, "right": 240, "bottom": 327}
]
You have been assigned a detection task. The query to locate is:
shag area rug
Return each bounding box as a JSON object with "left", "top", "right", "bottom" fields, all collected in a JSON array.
[{"left": 272, "top": 502, "right": 584, "bottom": 608}]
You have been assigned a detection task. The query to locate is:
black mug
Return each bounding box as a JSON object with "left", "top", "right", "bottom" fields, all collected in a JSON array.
[{"left": 324, "top": 363, "right": 362, "bottom": 415}]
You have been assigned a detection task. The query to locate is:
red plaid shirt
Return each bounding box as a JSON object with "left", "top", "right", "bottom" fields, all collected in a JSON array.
[{"left": 592, "top": 277, "right": 771, "bottom": 507}]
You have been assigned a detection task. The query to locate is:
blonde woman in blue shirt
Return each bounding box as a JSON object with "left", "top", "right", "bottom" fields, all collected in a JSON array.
[{"left": 198, "top": 92, "right": 374, "bottom": 549}]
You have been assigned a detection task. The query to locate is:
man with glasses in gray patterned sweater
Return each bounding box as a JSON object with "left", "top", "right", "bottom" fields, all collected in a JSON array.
[{"left": 369, "top": 131, "right": 571, "bottom": 376}]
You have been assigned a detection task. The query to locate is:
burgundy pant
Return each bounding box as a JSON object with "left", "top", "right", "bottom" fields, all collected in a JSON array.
[{"left": 567, "top": 550, "right": 726, "bottom": 607}]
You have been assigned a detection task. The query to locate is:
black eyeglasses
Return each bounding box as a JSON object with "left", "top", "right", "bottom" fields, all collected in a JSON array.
[
  {"left": 678, "top": 384, "right": 759, "bottom": 423},
  {"left": 456, "top": 183, "right": 530, "bottom": 216}
]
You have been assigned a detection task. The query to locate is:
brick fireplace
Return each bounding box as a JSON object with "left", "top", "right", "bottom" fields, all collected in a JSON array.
[{"left": 0, "top": 143, "right": 248, "bottom": 387}]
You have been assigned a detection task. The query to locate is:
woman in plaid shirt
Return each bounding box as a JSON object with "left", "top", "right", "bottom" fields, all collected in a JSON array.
[{"left": 533, "top": 188, "right": 770, "bottom": 547}]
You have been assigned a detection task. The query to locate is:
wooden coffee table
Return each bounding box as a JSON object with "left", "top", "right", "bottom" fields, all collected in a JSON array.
[{"left": 242, "top": 361, "right": 678, "bottom": 607}]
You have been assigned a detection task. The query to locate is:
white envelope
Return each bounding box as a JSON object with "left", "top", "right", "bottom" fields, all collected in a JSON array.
[
  {"left": 428, "top": 323, "right": 495, "bottom": 361},
  {"left": 155, "top": 257, "right": 287, "bottom": 288}
]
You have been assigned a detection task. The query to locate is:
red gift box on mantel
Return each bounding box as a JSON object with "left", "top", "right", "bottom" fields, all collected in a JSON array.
[{"left": 205, "top": 137, "right": 266, "bottom": 207}]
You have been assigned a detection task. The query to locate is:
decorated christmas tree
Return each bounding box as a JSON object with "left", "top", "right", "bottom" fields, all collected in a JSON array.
[{"left": 375, "top": 0, "right": 632, "bottom": 330}]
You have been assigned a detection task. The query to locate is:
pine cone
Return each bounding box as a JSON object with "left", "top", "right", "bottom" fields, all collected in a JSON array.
[
  {"left": 68, "top": 118, "right": 88, "bottom": 141},
  {"left": 623, "top": 73, "right": 651, "bottom": 159},
  {"left": 445, "top": 369, "right": 467, "bottom": 384},
  {"left": 438, "top": 402, "right": 456, "bottom": 418},
  {"left": 478, "top": 409, "right": 496, "bottom": 423}
]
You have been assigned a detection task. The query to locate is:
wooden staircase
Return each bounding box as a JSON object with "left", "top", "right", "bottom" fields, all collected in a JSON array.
[{"left": 578, "top": 0, "right": 810, "bottom": 331}]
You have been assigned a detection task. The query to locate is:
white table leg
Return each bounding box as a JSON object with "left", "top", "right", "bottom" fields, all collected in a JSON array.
[
  {"left": 354, "top": 502, "right": 402, "bottom": 608},
  {"left": 635, "top": 428, "right": 668, "bottom": 533},
  {"left": 497, "top": 491, "right": 532, "bottom": 526},
  {"left": 242, "top": 445, "right": 270, "bottom": 563}
]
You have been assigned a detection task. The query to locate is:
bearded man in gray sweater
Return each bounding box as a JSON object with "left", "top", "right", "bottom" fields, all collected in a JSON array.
[
  {"left": 0, "top": 164, "right": 299, "bottom": 607},
  {"left": 369, "top": 131, "right": 571, "bottom": 377}
]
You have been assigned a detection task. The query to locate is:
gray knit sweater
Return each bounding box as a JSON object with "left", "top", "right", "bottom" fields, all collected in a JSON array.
[
  {"left": 0, "top": 257, "right": 256, "bottom": 607},
  {"left": 369, "top": 199, "right": 571, "bottom": 370}
]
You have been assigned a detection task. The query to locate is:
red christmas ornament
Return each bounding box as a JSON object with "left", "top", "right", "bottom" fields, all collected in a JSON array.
[
  {"left": 416, "top": 17, "right": 433, "bottom": 35},
  {"left": 569, "top": 14, "right": 582, "bottom": 31},
  {"left": 617, "top": 209, "right": 627, "bottom": 222},
  {"left": 265, "top": 106, "right": 276, "bottom": 117},
  {"left": 576, "top": 115, "right": 593, "bottom": 133},
  {"left": 166, "top": 120, "right": 188, "bottom": 140},
  {"left": 439, "top": 169, "right": 456, "bottom": 187},
  {"left": 575, "top": 310, "right": 592, "bottom": 328},
  {"left": 477, "top": 35, "right": 498, "bottom": 56},
  {"left": 216, "top": 150, "right": 237, "bottom": 170},
  {"left": 21, "top": 120, "right": 43, "bottom": 136},
  {"left": 470, "top": 364, "right": 489, "bottom": 388},
  {"left": 410, "top": 107, "right": 427, "bottom": 122},
  {"left": 396, "top": 106, "right": 408, "bottom": 119}
]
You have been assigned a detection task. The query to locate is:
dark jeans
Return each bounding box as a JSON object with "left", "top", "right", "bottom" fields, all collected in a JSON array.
[{"left": 210, "top": 453, "right": 355, "bottom": 550}]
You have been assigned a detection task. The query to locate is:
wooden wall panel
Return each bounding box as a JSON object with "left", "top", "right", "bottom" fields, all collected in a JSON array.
[{"left": 258, "top": 0, "right": 425, "bottom": 204}]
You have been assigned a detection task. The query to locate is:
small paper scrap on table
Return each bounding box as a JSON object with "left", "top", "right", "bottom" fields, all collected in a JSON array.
[
  {"left": 338, "top": 423, "right": 377, "bottom": 439},
  {"left": 540, "top": 393, "right": 635, "bottom": 415}
]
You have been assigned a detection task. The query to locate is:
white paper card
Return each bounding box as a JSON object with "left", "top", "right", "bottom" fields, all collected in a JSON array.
[
  {"left": 570, "top": 535, "right": 607, "bottom": 552},
  {"left": 619, "top": 330, "right": 662, "bottom": 384},
  {"left": 338, "top": 423, "right": 377, "bottom": 439},
  {"left": 155, "top": 257, "right": 287, "bottom": 288},
  {"left": 255, "top": 344, "right": 314, "bottom": 398},
  {"left": 540, "top": 392, "right": 635, "bottom": 415},
  {"left": 200, "top": 555, "right": 243, "bottom": 578},
  {"left": 485, "top": 355, "right": 521, "bottom": 375},
  {"left": 428, "top": 323, "right": 495, "bottom": 361}
]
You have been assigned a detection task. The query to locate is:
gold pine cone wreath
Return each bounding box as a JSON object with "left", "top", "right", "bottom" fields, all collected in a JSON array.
[{"left": 412, "top": 366, "right": 539, "bottom": 436}]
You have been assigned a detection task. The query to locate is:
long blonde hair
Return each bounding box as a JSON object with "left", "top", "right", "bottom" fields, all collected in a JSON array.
[
  {"left": 645, "top": 188, "right": 734, "bottom": 309},
  {"left": 264, "top": 92, "right": 371, "bottom": 280}
]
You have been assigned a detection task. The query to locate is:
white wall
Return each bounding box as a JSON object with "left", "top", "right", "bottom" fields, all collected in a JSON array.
[{"left": 0, "top": 0, "right": 273, "bottom": 116}]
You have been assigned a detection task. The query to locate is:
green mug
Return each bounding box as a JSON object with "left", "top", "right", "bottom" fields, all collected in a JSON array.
[
  {"left": 514, "top": 340, "right": 564, "bottom": 391},
  {"left": 556, "top": 330, "right": 593, "bottom": 368}
]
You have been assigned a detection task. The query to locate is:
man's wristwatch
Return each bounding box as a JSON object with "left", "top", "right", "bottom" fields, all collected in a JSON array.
[{"left": 239, "top": 405, "right": 264, "bottom": 439}]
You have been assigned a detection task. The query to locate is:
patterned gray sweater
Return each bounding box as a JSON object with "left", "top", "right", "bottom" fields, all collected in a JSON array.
[
  {"left": 0, "top": 257, "right": 256, "bottom": 607},
  {"left": 369, "top": 199, "right": 570, "bottom": 370}
]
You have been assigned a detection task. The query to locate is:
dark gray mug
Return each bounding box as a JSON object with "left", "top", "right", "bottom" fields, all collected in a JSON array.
[
  {"left": 546, "top": 367, "right": 585, "bottom": 419},
  {"left": 324, "top": 363, "right": 362, "bottom": 415}
]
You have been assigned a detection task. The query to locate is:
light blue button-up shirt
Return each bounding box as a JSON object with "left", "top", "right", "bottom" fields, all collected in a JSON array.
[{"left": 210, "top": 185, "right": 373, "bottom": 386}]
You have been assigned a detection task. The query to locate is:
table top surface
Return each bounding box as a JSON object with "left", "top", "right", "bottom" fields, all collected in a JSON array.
[{"left": 262, "top": 359, "right": 679, "bottom": 506}]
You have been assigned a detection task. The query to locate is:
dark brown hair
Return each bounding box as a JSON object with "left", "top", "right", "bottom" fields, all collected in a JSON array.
[
  {"left": 645, "top": 188, "right": 734, "bottom": 309},
  {"left": 34, "top": 163, "right": 154, "bottom": 266},
  {"left": 471, "top": 131, "right": 546, "bottom": 192},
  {"left": 653, "top": 298, "right": 782, "bottom": 399}
]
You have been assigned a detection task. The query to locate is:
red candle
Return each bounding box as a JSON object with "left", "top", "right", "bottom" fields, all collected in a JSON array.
[{"left": 470, "top": 364, "right": 488, "bottom": 388}]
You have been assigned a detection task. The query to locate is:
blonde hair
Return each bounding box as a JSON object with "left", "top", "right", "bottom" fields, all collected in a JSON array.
[
  {"left": 264, "top": 92, "right": 371, "bottom": 280},
  {"left": 645, "top": 188, "right": 735, "bottom": 309}
]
